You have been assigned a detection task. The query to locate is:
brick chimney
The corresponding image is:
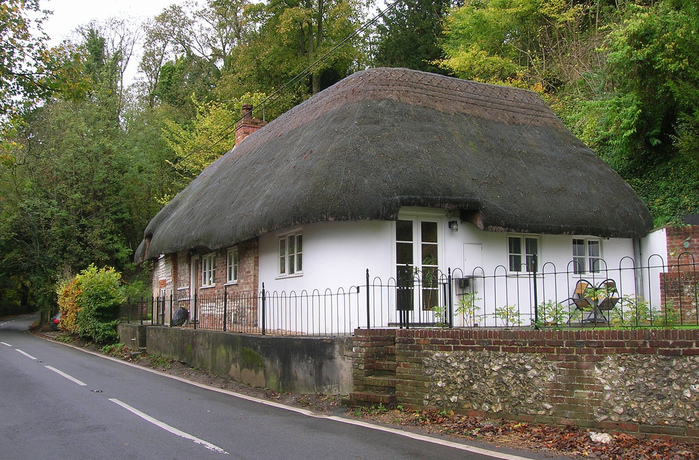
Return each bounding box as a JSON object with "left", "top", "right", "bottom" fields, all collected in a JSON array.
[{"left": 235, "top": 104, "right": 266, "bottom": 145}]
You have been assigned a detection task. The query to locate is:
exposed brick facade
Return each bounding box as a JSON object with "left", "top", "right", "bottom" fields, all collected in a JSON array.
[{"left": 662, "top": 225, "right": 699, "bottom": 323}]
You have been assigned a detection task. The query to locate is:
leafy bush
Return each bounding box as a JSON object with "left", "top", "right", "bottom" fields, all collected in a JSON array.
[
  {"left": 56, "top": 277, "right": 82, "bottom": 334},
  {"left": 56, "top": 265, "right": 125, "bottom": 344}
]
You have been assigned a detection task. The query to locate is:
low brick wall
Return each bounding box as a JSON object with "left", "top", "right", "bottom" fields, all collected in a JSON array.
[{"left": 354, "top": 328, "right": 699, "bottom": 440}]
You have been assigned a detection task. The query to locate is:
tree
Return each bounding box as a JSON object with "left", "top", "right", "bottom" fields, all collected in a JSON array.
[
  {"left": 138, "top": 1, "right": 248, "bottom": 110},
  {"left": 162, "top": 98, "right": 239, "bottom": 190},
  {"left": 226, "top": 0, "right": 366, "bottom": 99},
  {"left": 0, "top": 26, "right": 141, "bottom": 316},
  {"left": 439, "top": 0, "right": 621, "bottom": 90},
  {"left": 0, "top": 0, "right": 51, "bottom": 121},
  {"left": 372, "top": 0, "right": 454, "bottom": 74},
  {"left": 599, "top": 0, "right": 699, "bottom": 223}
]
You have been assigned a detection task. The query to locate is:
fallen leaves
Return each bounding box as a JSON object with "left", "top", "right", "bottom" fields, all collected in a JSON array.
[{"left": 356, "top": 408, "right": 699, "bottom": 459}]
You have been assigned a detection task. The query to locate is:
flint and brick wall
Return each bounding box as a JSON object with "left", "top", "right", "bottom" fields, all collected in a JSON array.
[{"left": 354, "top": 328, "right": 699, "bottom": 440}]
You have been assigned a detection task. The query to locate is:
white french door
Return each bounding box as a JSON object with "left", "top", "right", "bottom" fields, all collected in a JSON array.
[{"left": 396, "top": 217, "right": 441, "bottom": 312}]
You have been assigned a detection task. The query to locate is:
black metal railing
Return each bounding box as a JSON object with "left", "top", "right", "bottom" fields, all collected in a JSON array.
[{"left": 120, "top": 252, "right": 699, "bottom": 335}]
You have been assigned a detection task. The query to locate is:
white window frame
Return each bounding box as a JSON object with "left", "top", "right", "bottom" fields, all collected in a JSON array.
[
  {"left": 279, "top": 232, "right": 303, "bottom": 277},
  {"left": 201, "top": 253, "right": 216, "bottom": 288},
  {"left": 226, "top": 246, "right": 239, "bottom": 284},
  {"left": 508, "top": 235, "right": 539, "bottom": 273},
  {"left": 572, "top": 238, "right": 602, "bottom": 274}
]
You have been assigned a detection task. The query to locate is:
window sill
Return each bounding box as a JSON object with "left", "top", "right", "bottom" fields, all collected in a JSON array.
[{"left": 276, "top": 273, "right": 303, "bottom": 280}]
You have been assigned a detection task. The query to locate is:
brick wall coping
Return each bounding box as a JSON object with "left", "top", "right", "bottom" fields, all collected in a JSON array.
[{"left": 355, "top": 328, "right": 699, "bottom": 355}]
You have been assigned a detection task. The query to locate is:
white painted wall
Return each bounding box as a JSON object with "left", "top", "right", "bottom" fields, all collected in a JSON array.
[
  {"left": 258, "top": 220, "right": 395, "bottom": 333},
  {"left": 642, "top": 227, "right": 668, "bottom": 265},
  {"left": 254, "top": 208, "right": 658, "bottom": 332},
  {"left": 259, "top": 220, "right": 394, "bottom": 293}
]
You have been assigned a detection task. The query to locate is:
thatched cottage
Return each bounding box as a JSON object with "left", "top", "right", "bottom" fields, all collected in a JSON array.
[{"left": 136, "top": 68, "right": 653, "bottom": 328}]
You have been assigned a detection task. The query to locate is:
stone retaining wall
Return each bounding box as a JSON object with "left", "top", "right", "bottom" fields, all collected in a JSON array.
[
  {"left": 354, "top": 328, "right": 699, "bottom": 440},
  {"left": 119, "top": 325, "right": 353, "bottom": 394}
]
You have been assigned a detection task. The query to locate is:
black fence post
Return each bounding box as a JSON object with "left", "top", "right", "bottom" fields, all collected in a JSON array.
[
  {"left": 532, "top": 255, "right": 539, "bottom": 330},
  {"left": 261, "top": 283, "right": 266, "bottom": 336},
  {"left": 193, "top": 293, "right": 198, "bottom": 330},
  {"left": 169, "top": 293, "right": 173, "bottom": 327},
  {"left": 448, "top": 268, "right": 453, "bottom": 328},
  {"left": 365, "top": 269, "right": 371, "bottom": 330},
  {"left": 223, "top": 286, "right": 228, "bottom": 332}
]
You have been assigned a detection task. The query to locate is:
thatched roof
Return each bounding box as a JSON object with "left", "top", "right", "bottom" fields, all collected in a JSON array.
[{"left": 136, "top": 67, "right": 652, "bottom": 263}]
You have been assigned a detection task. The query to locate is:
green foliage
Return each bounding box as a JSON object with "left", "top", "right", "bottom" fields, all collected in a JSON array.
[
  {"left": 439, "top": 0, "right": 616, "bottom": 90},
  {"left": 610, "top": 295, "right": 681, "bottom": 328},
  {"left": 226, "top": 0, "right": 365, "bottom": 98},
  {"left": 162, "top": 98, "right": 238, "bottom": 182},
  {"left": 0, "top": 0, "right": 54, "bottom": 123},
  {"left": 447, "top": 0, "right": 699, "bottom": 225},
  {"left": 455, "top": 292, "right": 481, "bottom": 327},
  {"left": 593, "top": 0, "right": 699, "bottom": 224},
  {"left": 101, "top": 343, "right": 127, "bottom": 357},
  {"left": 56, "top": 278, "right": 82, "bottom": 334},
  {"left": 431, "top": 305, "right": 449, "bottom": 327},
  {"left": 537, "top": 300, "right": 568, "bottom": 326},
  {"left": 495, "top": 304, "right": 521, "bottom": 328},
  {"left": 372, "top": 0, "right": 454, "bottom": 74},
  {"left": 56, "top": 265, "right": 125, "bottom": 345}
]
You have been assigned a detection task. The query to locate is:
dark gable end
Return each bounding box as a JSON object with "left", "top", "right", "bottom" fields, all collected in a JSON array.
[{"left": 136, "top": 68, "right": 652, "bottom": 263}]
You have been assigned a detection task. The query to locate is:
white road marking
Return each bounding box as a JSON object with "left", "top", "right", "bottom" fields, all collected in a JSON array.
[
  {"left": 43, "top": 337, "right": 535, "bottom": 460},
  {"left": 45, "top": 365, "right": 87, "bottom": 386},
  {"left": 16, "top": 349, "right": 37, "bottom": 360},
  {"left": 109, "top": 398, "right": 229, "bottom": 455},
  {"left": 1, "top": 342, "right": 12, "bottom": 347},
  {"left": 321, "top": 415, "right": 535, "bottom": 460}
]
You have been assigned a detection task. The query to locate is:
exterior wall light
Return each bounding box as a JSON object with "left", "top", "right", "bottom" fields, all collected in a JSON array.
[{"left": 448, "top": 219, "right": 459, "bottom": 231}]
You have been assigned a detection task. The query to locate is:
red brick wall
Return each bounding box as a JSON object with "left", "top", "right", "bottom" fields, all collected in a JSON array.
[
  {"left": 189, "top": 238, "right": 260, "bottom": 298},
  {"left": 666, "top": 225, "right": 699, "bottom": 261},
  {"left": 661, "top": 226, "right": 699, "bottom": 323}
]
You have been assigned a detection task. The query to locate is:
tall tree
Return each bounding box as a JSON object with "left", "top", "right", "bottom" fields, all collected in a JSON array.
[
  {"left": 372, "top": 0, "right": 454, "bottom": 74},
  {"left": 0, "top": 26, "right": 141, "bottom": 315},
  {"left": 138, "top": 1, "right": 248, "bottom": 110},
  {"left": 227, "top": 0, "right": 366, "bottom": 98},
  {"left": 598, "top": 0, "right": 699, "bottom": 223},
  {"left": 0, "top": 0, "right": 51, "bottom": 122},
  {"left": 439, "top": 0, "right": 621, "bottom": 90}
]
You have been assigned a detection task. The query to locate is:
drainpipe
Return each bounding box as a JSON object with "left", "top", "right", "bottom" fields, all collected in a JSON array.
[{"left": 633, "top": 236, "right": 644, "bottom": 297}]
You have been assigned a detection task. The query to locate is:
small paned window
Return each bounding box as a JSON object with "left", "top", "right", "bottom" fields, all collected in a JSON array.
[
  {"left": 508, "top": 236, "right": 539, "bottom": 272},
  {"left": 227, "top": 247, "right": 239, "bottom": 283},
  {"left": 279, "top": 233, "right": 302, "bottom": 276},
  {"left": 572, "top": 239, "right": 601, "bottom": 274},
  {"left": 201, "top": 254, "right": 216, "bottom": 287}
]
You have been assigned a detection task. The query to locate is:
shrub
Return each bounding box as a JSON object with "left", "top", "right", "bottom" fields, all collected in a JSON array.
[
  {"left": 56, "top": 265, "right": 125, "bottom": 344},
  {"left": 56, "top": 277, "right": 82, "bottom": 334}
]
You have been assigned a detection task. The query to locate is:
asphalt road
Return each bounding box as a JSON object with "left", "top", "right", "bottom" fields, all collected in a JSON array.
[{"left": 0, "top": 315, "right": 556, "bottom": 460}]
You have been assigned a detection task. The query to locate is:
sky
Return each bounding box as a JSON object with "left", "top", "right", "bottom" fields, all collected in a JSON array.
[
  {"left": 40, "top": 0, "right": 186, "bottom": 84},
  {"left": 41, "top": 0, "right": 180, "bottom": 44}
]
